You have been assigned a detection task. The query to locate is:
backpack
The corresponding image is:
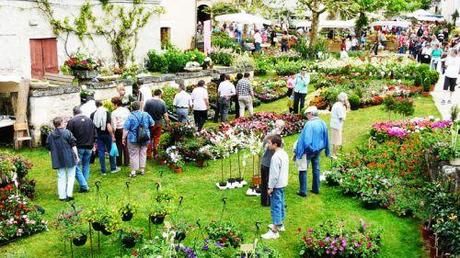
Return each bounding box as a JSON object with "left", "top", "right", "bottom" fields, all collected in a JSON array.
[{"left": 134, "top": 113, "right": 150, "bottom": 144}]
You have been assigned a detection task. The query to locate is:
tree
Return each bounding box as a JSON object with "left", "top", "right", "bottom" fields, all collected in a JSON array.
[
  {"left": 452, "top": 10, "right": 459, "bottom": 25},
  {"left": 297, "top": 0, "right": 354, "bottom": 47},
  {"left": 36, "top": 0, "right": 164, "bottom": 69}
]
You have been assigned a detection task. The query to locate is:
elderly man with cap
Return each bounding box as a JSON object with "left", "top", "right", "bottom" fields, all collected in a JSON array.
[{"left": 294, "top": 106, "right": 330, "bottom": 197}]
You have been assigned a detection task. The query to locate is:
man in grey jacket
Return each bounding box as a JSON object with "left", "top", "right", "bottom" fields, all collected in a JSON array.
[{"left": 261, "top": 134, "right": 289, "bottom": 240}]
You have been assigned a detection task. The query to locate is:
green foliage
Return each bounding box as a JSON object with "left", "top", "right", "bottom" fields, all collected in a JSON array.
[
  {"left": 348, "top": 94, "right": 361, "bottom": 110},
  {"left": 211, "top": 32, "right": 240, "bottom": 51},
  {"left": 383, "top": 96, "right": 415, "bottom": 117},
  {"left": 293, "top": 37, "right": 327, "bottom": 59},
  {"left": 274, "top": 60, "right": 304, "bottom": 76},
  {"left": 209, "top": 49, "right": 234, "bottom": 66},
  {"left": 204, "top": 2, "right": 239, "bottom": 17},
  {"left": 254, "top": 56, "right": 271, "bottom": 76},
  {"left": 146, "top": 47, "right": 205, "bottom": 73}
]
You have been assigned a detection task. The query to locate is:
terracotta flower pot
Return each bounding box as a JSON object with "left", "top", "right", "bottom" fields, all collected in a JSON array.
[
  {"left": 196, "top": 159, "right": 205, "bottom": 168},
  {"left": 174, "top": 166, "right": 183, "bottom": 174},
  {"left": 252, "top": 175, "right": 261, "bottom": 186}
]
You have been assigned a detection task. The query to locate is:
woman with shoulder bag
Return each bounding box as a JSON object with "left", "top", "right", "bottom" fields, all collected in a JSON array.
[{"left": 122, "top": 101, "right": 154, "bottom": 177}]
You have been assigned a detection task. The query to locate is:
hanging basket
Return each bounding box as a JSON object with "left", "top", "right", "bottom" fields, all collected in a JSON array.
[
  {"left": 72, "top": 234, "right": 87, "bottom": 246},
  {"left": 149, "top": 214, "right": 166, "bottom": 225}
]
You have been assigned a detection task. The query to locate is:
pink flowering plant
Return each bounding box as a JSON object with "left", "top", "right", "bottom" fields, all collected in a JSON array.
[
  {"left": 370, "top": 118, "right": 451, "bottom": 143},
  {"left": 298, "top": 220, "right": 382, "bottom": 258}
]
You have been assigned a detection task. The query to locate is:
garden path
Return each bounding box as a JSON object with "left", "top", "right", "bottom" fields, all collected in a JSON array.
[{"left": 431, "top": 73, "right": 460, "bottom": 120}]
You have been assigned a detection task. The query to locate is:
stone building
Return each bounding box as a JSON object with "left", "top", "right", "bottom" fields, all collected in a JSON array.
[
  {"left": 0, "top": 0, "right": 198, "bottom": 79},
  {"left": 438, "top": 0, "right": 460, "bottom": 25}
]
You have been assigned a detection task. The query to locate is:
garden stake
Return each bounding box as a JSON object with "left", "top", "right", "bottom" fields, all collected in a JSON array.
[
  {"left": 238, "top": 151, "right": 242, "bottom": 180},
  {"left": 148, "top": 218, "right": 152, "bottom": 240},
  {"left": 70, "top": 240, "right": 74, "bottom": 258},
  {"left": 221, "top": 158, "right": 224, "bottom": 183},
  {"left": 229, "top": 155, "right": 232, "bottom": 180},
  {"left": 220, "top": 197, "right": 227, "bottom": 221},
  {"left": 88, "top": 222, "right": 94, "bottom": 258},
  {"left": 95, "top": 181, "right": 101, "bottom": 203},
  {"left": 125, "top": 181, "right": 131, "bottom": 201}
]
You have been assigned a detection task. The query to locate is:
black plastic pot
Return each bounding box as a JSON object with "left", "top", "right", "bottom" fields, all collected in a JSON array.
[
  {"left": 174, "top": 231, "right": 186, "bottom": 242},
  {"left": 326, "top": 178, "right": 340, "bottom": 186},
  {"left": 218, "top": 181, "right": 227, "bottom": 187},
  {"left": 227, "top": 178, "right": 236, "bottom": 183},
  {"left": 121, "top": 236, "right": 136, "bottom": 248},
  {"left": 122, "top": 211, "right": 133, "bottom": 222},
  {"left": 149, "top": 215, "right": 165, "bottom": 225},
  {"left": 363, "top": 200, "right": 380, "bottom": 210},
  {"left": 235, "top": 177, "right": 244, "bottom": 183},
  {"left": 402, "top": 208, "right": 414, "bottom": 217},
  {"left": 92, "top": 222, "right": 104, "bottom": 231},
  {"left": 72, "top": 234, "right": 87, "bottom": 246},
  {"left": 101, "top": 228, "right": 112, "bottom": 236}
]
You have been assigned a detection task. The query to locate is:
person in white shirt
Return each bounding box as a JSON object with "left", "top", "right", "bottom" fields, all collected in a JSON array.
[
  {"left": 173, "top": 83, "right": 192, "bottom": 122},
  {"left": 80, "top": 96, "right": 97, "bottom": 118},
  {"left": 111, "top": 97, "right": 131, "bottom": 166},
  {"left": 138, "top": 84, "right": 153, "bottom": 108},
  {"left": 442, "top": 49, "right": 460, "bottom": 105},
  {"left": 261, "top": 134, "right": 289, "bottom": 240},
  {"left": 217, "top": 74, "right": 236, "bottom": 122},
  {"left": 254, "top": 29, "right": 262, "bottom": 52},
  {"left": 191, "top": 80, "right": 209, "bottom": 131},
  {"left": 330, "top": 92, "right": 348, "bottom": 158}
]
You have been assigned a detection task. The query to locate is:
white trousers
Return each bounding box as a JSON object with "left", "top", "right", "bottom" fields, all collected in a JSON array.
[{"left": 57, "top": 166, "right": 76, "bottom": 199}]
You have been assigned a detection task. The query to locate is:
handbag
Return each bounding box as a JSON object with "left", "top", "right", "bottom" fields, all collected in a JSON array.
[
  {"left": 135, "top": 113, "right": 150, "bottom": 144},
  {"left": 110, "top": 142, "right": 119, "bottom": 157},
  {"left": 90, "top": 149, "right": 96, "bottom": 164}
]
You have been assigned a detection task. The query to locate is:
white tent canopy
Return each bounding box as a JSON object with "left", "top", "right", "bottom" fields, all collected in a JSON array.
[
  {"left": 294, "top": 19, "right": 355, "bottom": 29},
  {"left": 370, "top": 20, "right": 411, "bottom": 28},
  {"left": 404, "top": 9, "right": 445, "bottom": 22},
  {"left": 215, "top": 12, "right": 272, "bottom": 25}
]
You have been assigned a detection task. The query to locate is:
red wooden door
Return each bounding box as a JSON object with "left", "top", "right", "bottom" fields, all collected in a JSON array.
[{"left": 29, "top": 38, "right": 58, "bottom": 79}]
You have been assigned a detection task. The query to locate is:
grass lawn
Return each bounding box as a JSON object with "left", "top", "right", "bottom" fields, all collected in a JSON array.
[{"left": 0, "top": 96, "right": 439, "bottom": 258}]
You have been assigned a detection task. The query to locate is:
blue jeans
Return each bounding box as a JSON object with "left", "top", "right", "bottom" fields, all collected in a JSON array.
[
  {"left": 305, "top": 153, "right": 320, "bottom": 194},
  {"left": 270, "top": 188, "right": 285, "bottom": 226},
  {"left": 218, "top": 97, "right": 230, "bottom": 122},
  {"left": 76, "top": 148, "right": 91, "bottom": 190},
  {"left": 97, "top": 134, "right": 116, "bottom": 174},
  {"left": 176, "top": 108, "right": 189, "bottom": 122}
]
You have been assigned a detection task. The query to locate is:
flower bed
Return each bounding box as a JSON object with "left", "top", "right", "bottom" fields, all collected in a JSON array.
[
  {"left": 325, "top": 119, "right": 459, "bottom": 256},
  {"left": 298, "top": 220, "right": 382, "bottom": 257},
  {"left": 370, "top": 118, "right": 451, "bottom": 142},
  {"left": 0, "top": 152, "right": 47, "bottom": 245},
  {"left": 253, "top": 78, "right": 288, "bottom": 103}
]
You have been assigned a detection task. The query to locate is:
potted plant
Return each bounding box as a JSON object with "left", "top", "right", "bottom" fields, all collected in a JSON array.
[
  {"left": 119, "top": 203, "right": 136, "bottom": 222},
  {"left": 149, "top": 202, "right": 169, "bottom": 225},
  {"left": 205, "top": 221, "right": 243, "bottom": 248},
  {"left": 166, "top": 146, "right": 184, "bottom": 173},
  {"left": 196, "top": 146, "right": 212, "bottom": 168},
  {"left": 64, "top": 52, "right": 100, "bottom": 79},
  {"left": 40, "top": 125, "right": 53, "bottom": 148},
  {"left": 173, "top": 221, "right": 189, "bottom": 242},
  {"left": 324, "top": 170, "right": 342, "bottom": 186},
  {"left": 55, "top": 206, "right": 88, "bottom": 246},
  {"left": 85, "top": 207, "right": 118, "bottom": 235},
  {"left": 119, "top": 226, "right": 143, "bottom": 249}
]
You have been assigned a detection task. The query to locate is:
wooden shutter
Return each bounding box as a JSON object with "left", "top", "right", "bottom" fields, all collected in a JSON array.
[
  {"left": 41, "top": 38, "right": 59, "bottom": 74},
  {"left": 29, "top": 39, "right": 44, "bottom": 79}
]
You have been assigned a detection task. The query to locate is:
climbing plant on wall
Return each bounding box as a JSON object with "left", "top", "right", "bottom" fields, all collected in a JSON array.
[{"left": 36, "top": 0, "right": 164, "bottom": 69}]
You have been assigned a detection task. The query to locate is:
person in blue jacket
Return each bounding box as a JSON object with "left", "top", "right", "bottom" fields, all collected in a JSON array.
[{"left": 294, "top": 106, "right": 330, "bottom": 196}]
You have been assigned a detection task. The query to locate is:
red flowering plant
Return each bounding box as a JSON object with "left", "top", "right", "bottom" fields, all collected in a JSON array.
[
  {"left": 298, "top": 220, "right": 382, "bottom": 258},
  {"left": 64, "top": 53, "right": 99, "bottom": 71},
  {"left": 0, "top": 152, "right": 47, "bottom": 244}
]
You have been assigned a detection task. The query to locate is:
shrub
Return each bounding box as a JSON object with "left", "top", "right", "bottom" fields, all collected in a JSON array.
[
  {"left": 146, "top": 46, "right": 205, "bottom": 73},
  {"left": 383, "top": 96, "right": 414, "bottom": 118},
  {"left": 210, "top": 48, "right": 234, "bottom": 66},
  {"left": 233, "top": 53, "right": 254, "bottom": 71},
  {"left": 254, "top": 56, "right": 271, "bottom": 76},
  {"left": 348, "top": 94, "right": 361, "bottom": 110},
  {"left": 146, "top": 50, "right": 168, "bottom": 73},
  {"left": 212, "top": 32, "right": 240, "bottom": 51},
  {"left": 274, "top": 60, "right": 304, "bottom": 76}
]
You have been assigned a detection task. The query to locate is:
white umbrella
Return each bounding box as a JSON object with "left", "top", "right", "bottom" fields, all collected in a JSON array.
[
  {"left": 215, "top": 12, "right": 272, "bottom": 25},
  {"left": 293, "top": 20, "right": 312, "bottom": 28},
  {"left": 319, "top": 20, "right": 356, "bottom": 29},
  {"left": 370, "top": 20, "right": 411, "bottom": 28}
]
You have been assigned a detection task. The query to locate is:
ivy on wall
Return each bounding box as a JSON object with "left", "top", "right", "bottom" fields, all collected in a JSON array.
[{"left": 36, "top": 0, "right": 164, "bottom": 69}]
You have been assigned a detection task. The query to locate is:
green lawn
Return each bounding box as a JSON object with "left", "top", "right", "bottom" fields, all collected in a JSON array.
[{"left": 0, "top": 96, "right": 439, "bottom": 258}]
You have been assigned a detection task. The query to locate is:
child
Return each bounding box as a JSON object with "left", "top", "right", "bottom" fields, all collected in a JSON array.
[
  {"left": 293, "top": 140, "right": 308, "bottom": 197},
  {"left": 46, "top": 117, "right": 79, "bottom": 201},
  {"left": 261, "top": 134, "right": 289, "bottom": 240}
]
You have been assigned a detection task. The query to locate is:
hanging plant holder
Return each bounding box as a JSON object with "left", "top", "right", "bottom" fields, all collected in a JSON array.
[{"left": 72, "top": 234, "right": 87, "bottom": 246}]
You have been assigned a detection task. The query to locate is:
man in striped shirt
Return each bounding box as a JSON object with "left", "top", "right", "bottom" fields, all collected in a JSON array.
[{"left": 236, "top": 73, "right": 254, "bottom": 117}]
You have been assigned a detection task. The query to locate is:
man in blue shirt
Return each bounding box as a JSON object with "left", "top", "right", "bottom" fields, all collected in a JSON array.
[
  {"left": 293, "top": 67, "right": 310, "bottom": 114},
  {"left": 294, "top": 106, "right": 330, "bottom": 196}
]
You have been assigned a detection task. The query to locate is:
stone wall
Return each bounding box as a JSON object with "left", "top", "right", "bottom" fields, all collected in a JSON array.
[
  {"left": 84, "top": 79, "right": 134, "bottom": 101},
  {"left": 29, "top": 86, "right": 80, "bottom": 145}
]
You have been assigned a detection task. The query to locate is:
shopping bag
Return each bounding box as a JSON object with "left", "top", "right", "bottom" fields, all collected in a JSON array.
[
  {"left": 90, "top": 149, "right": 96, "bottom": 164},
  {"left": 110, "top": 142, "right": 119, "bottom": 157}
]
